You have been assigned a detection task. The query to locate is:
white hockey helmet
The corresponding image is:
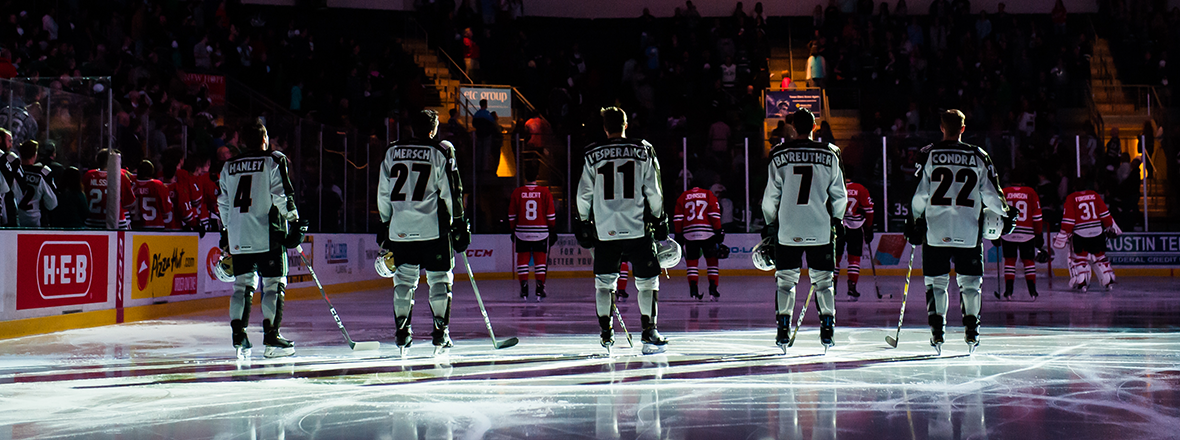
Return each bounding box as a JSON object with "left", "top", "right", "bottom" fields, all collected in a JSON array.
[
  {"left": 752, "top": 237, "right": 776, "bottom": 271},
  {"left": 656, "top": 240, "right": 682, "bottom": 269},
  {"left": 982, "top": 211, "right": 1004, "bottom": 240},
  {"left": 374, "top": 250, "right": 398, "bottom": 278},
  {"left": 212, "top": 253, "right": 235, "bottom": 282}
]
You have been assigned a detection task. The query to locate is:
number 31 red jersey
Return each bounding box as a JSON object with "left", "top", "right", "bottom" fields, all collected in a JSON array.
[
  {"left": 673, "top": 187, "right": 721, "bottom": 241},
  {"left": 1061, "top": 190, "right": 1113, "bottom": 238},
  {"left": 509, "top": 184, "right": 556, "bottom": 241}
]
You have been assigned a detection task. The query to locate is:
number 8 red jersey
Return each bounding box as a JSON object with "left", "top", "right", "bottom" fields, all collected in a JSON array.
[
  {"left": 1060, "top": 190, "right": 1113, "bottom": 238},
  {"left": 509, "top": 183, "right": 556, "bottom": 241},
  {"left": 673, "top": 187, "right": 721, "bottom": 241}
]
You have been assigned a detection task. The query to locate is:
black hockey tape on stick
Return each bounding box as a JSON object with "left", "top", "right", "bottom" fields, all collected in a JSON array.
[
  {"left": 885, "top": 244, "right": 918, "bottom": 348},
  {"left": 296, "top": 245, "right": 380, "bottom": 351},
  {"left": 461, "top": 252, "right": 519, "bottom": 349}
]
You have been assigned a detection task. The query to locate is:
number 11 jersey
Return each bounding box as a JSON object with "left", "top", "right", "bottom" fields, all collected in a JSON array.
[
  {"left": 217, "top": 150, "right": 299, "bottom": 254},
  {"left": 911, "top": 140, "right": 1006, "bottom": 248},
  {"left": 575, "top": 138, "right": 664, "bottom": 242}
]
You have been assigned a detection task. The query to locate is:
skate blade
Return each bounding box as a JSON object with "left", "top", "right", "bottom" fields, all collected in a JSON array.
[
  {"left": 352, "top": 341, "right": 381, "bottom": 351},
  {"left": 432, "top": 345, "right": 451, "bottom": 357},
  {"left": 399, "top": 346, "right": 410, "bottom": 358},
  {"left": 536, "top": 296, "right": 544, "bottom": 303},
  {"left": 967, "top": 342, "right": 979, "bottom": 354},
  {"left": 778, "top": 343, "right": 788, "bottom": 354},
  {"left": 823, "top": 343, "right": 833, "bottom": 355},
  {"left": 235, "top": 347, "right": 251, "bottom": 359},
  {"left": 932, "top": 342, "right": 943, "bottom": 356},
  {"left": 263, "top": 346, "right": 295, "bottom": 358},
  {"left": 641, "top": 343, "right": 667, "bottom": 355}
]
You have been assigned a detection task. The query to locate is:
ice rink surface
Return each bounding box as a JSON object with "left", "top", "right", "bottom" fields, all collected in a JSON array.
[{"left": 2, "top": 275, "right": 1180, "bottom": 439}]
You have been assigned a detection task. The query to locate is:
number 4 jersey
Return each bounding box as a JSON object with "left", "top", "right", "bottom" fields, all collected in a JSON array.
[
  {"left": 762, "top": 139, "right": 847, "bottom": 246},
  {"left": 576, "top": 138, "right": 664, "bottom": 241},
  {"left": 378, "top": 139, "right": 462, "bottom": 242},
  {"left": 911, "top": 140, "right": 1007, "bottom": 248},
  {"left": 509, "top": 183, "right": 556, "bottom": 241},
  {"left": 217, "top": 150, "right": 299, "bottom": 254}
]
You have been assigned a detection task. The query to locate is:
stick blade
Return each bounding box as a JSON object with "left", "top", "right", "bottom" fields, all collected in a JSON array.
[
  {"left": 494, "top": 337, "right": 519, "bottom": 349},
  {"left": 885, "top": 336, "right": 898, "bottom": 348},
  {"left": 351, "top": 341, "right": 381, "bottom": 351}
]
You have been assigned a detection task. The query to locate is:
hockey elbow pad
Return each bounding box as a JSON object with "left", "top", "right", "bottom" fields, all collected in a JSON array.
[
  {"left": 283, "top": 219, "right": 309, "bottom": 249},
  {"left": 575, "top": 219, "right": 596, "bottom": 249},
  {"left": 450, "top": 217, "right": 471, "bottom": 253},
  {"left": 905, "top": 217, "right": 926, "bottom": 246}
]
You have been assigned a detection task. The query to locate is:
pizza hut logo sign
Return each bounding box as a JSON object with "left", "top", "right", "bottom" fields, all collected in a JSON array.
[
  {"left": 38, "top": 241, "right": 93, "bottom": 298},
  {"left": 17, "top": 235, "right": 109, "bottom": 310}
]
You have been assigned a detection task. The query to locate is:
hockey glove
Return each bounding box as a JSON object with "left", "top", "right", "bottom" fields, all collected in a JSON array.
[
  {"left": 1002, "top": 211, "right": 1016, "bottom": 235},
  {"left": 761, "top": 223, "right": 779, "bottom": 241},
  {"left": 575, "top": 219, "right": 597, "bottom": 249},
  {"left": 547, "top": 230, "right": 559, "bottom": 248},
  {"left": 713, "top": 229, "right": 725, "bottom": 245},
  {"left": 282, "top": 219, "right": 309, "bottom": 249},
  {"left": 864, "top": 227, "right": 874, "bottom": 244},
  {"left": 219, "top": 228, "right": 229, "bottom": 252},
  {"left": 832, "top": 218, "right": 846, "bottom": 242},
  {"left": 377, "top": 222, "right": 391, "bottom": 249},
  {"left": 1052, "top": 232, "right": 1070, "bottom": 249},
  {"left": 905, "top": 217, "right": 926, "bottom": 246},
  {"left": 651, "top": 217, "right": 670, "bottom": 241},
  {"left": 1105, "top": 224, "right": 1122, "bottom": 239},
  {"left": 450, "top": 217, "right": 471, "bottom": 253},
  {"left": 1034, "top": 234, "right": 1045, "bottom": 249},
  {"left": 1035, "top": 247, "right": 1050, "bottom": 263}
]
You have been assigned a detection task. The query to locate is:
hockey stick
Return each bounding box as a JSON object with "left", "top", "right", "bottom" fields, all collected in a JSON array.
[
  {"left": 787, "top": 283, "right": 815, "bottom": 348},
  {"left": 866, "top": 242, "right": 884, "bottom": 299},
  {"left": 612, "top": 301, "right": 634, "bottom": 348},
  {"left": 461, "top": 252, "right": 520, "bottom": 349},
  {"left": 885, "top": 244, "right": 918, "bottom": 348},
  {"left": 296, "top": 245, "right": 380, "bottom": 351},
  {"left": 992, "top": 242, "right": 1003, "bottom": 299}
]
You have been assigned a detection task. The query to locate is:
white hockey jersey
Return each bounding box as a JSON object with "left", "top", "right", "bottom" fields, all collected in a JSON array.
[
  {"left": 575, "top": 138, "right": 664, "bottom": 241},
  {"left": 762, "top": 139, "right": 847, "bottom": 246},
  {"left": 217, "top": 150, "right": 299, "bottom": 254},
  {"left": 378, "top": 139, "right": 462, "bottom": 242},
  {"left": 14, "top": 163, "right": 58, "bottom": 227},
  {"left": 911, "top": 141, "right": 1007, "bottom": 248}
]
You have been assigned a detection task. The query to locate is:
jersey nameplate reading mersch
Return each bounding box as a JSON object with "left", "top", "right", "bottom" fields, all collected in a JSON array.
[
  {"left": 227, "top": 158, "right": 266, "bottom": 175},
  {"left": 586, "top": 145, "right": 649, "bottom": 164},
  {"left": 390, "top": 146, "right": 433, "bottom": 161}
]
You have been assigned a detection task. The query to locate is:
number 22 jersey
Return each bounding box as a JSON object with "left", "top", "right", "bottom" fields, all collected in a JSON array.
[
  {"left": 911, "top": 140, "right": 1006, "bottom": 248},
  {"left": 217, "top": 150, "right": 299, "bottom": 254}
]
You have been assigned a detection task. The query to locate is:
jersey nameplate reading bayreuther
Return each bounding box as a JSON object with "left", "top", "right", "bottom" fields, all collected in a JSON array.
[{"left": 772, "top": 150, "right": 834, "bottom": 167}]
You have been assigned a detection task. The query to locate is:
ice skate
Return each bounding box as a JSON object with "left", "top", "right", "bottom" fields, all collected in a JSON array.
[
  {"left": 964, "top": 316, "right": 980, "bottom": 354},
  {"left": 930, "top": 336, "right": 944, "bottom": 355},
  {"left": 1027, "top": 280, "right": 1039, "bottom": 300},
  {"left": 929, "top": 315, "right": 945, "bottom": 356},
  {"left": 616, "top": 288, "right": 629, "bottom": 303},
  {"left": 262, "top": 320, "right": 294, "bottom": 358},
  {"left": 520, "top": 281, "right": 529, "bottom": 302},
  {"left": 432, "top": 318, "right": 453, "bottom": 357},
  {"left": 819, "top": 314, "right": 835, "bottom": 354},
  {"left": 1104, "top": 281, "right": 1115, "bottom": 291},
  {"left": 231, "top": 320, "right": 252, "bottom": 359},
  {"left": 708, "top": 282, "right": 720, "bottom": 302},
  {"left": 641, "top": 327, "right": 667, "bottom": 354},
  {"left": 598, "top": 316, "right": 614, "bottom": 354},
  {"left": 847, "top": 281, "right": 860, "bottom": 301},
  {"left": 395, "top": 317, "right": 413, "bottom": 357},
  {"left": 535, "top": 282, "right": 547, "bottom": 302},
  {"left": 1001, "top": 279, "right": 1014, "bottom": 300},
  {"left": 776, "top": 315, "right": 791, "bottom": 354},
  {"left": 689, "top": 283, "right": 702, "bottom": 300}
]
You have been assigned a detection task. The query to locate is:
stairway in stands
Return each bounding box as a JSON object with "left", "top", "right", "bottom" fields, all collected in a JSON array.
[
  {"left": 769, "top": 40, "right": 861, "bottom": 145},
  {"left": 1089, "top": 38, "right": 1169, "bottom": 220},
  {"left": 401, "top": 38, "right": 459, "bottom": 117}
]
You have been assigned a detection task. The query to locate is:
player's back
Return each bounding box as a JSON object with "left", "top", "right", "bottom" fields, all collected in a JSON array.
[
  {"left": 578, "top": 138, "right": 663, "bottom": 241},
  {"left": 764, "top": 139, "right": 845, "bottom": 246},
  {"left": 16, "top": 163, "right": 55, "bottom": 226},
  {"left": 675, "top": 187, "right": 720, "bottom": 240},
  {"left": 913, "top": 140, "right": 1004, "bottom": 248},
  {"left": 1063, "top": 190, "right": 1110, "bottom": 237},
  {"left": 1002, "top": 186, "right": 1041, "bottom": 241},
  {"left": 510, "top": 184, "right": 554, "bottom": 241},
  {"left": 82, "top": 169, "right": 109, "bottom": 228},
  {"left": 135, "top": 179, "right": 169, "bottom": 229},
  {"left": 843, "top": 181, "right": 873, "bottom": 229},
  {"left": 219, "top": 151, "right": 287, "bottom": 253},
  {"left": 379, "top": 140, "right": 453, "bottom": 242}
]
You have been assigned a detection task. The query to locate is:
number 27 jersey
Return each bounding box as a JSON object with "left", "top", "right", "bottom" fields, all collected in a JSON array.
[
  {"left": 217, "top": 150, "right": 298, "bottom": 254},
  {"left": 378, "top": 140, "right": 458, "bottom": 242}
]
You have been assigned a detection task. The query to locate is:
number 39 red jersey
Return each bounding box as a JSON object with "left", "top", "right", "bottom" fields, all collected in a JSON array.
[
  {"left": 134, "top": 179, "right": 173, "bottom": 229},
  {"left": 1061, "top": 190, "right": 1113, "bottom": 238},
  {"left": 509, "top": 183, "right": 556, "bottom": 241},
  {"left": 673, "top": 187, "right": 721, "bottom": 241},
  {"left": 1001, "top": 186, "right": 1043, "bottom": 242}
]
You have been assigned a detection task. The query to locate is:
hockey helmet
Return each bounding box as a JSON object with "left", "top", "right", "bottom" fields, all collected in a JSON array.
[
  {"left": 982, "top": 211, "right": 1004, "bottom": 240},
  {"left": 212, "top": 253, "right": 235, "bottom": 282},
  {"left": 656, "top": 240, "right": 682, "bottom": 269},
  {"left": 716, "top": 242, "right": 731, "bottom": 259},
  {"left": 374, "top": 250, "right": 398, "bottom": 278},
  {"left": 752, "top": 237, "right": 776, "bottom": 271}
]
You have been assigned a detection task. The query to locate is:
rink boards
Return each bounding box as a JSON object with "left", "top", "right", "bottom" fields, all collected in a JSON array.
[{"left": 2, "top": 230, "right": 1177, "bottom": 338}]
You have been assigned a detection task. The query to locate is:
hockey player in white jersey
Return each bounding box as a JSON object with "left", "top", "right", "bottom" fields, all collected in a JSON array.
[
  {"left": 377, "top": 109, "right": 470, "bottom": 356},
  {"left": 907, "top": 110, "right": 1010, "bottom": 354},
  {"left": 217, "top": 119, "right": 304, "bottom": 358},
  {"left": 575, "top": 107, "right": 669, "bottom": 354},
  {"left": 762, "top": 108, "right": 848, "bottom": 352},
  {"left": 14, "top": 140, "right": 57, "bottom": 227}
]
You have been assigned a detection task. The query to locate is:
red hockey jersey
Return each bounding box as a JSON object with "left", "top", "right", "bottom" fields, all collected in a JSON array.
[
  {"left": 508, "top": 183, "right": 556, "bottom": 241},
  {"left": 196, "top": 172, "right": 220, "bottom": 226},
  {"left": 842, "top": 181, "right": 874, "bottom": 229},
  {"left": 177, "top": 169, "right": 208, "bottom": 225},
  {"left": 1001, "top": 186, "right": 1043, "bottom": 242},
  {"left": 1061, "top": 190, "right": 1114, "bottom": 238},
  {"left": 674, "top": 187, "right": 721, "bottom": 241},
  {"left": 83, "top": 169, "right": 137, "bottom": 229},
  {"left": 134, "top": 179, "right": 173, "bottom": 229},
  {"left": 165, "top": 179, "right": 200, "bottom": 231}
]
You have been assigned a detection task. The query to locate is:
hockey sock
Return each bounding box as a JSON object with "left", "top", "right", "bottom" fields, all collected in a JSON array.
[
  {"left": 706, "top": 257, "right": 719, "bottom": 285},
  {"left": 847, "top": 256, "right": 861, "bottom": 283},
  {"left": 533, "top": 252, "right": 547, "bottom": 283},
  {"left": 686, "top": 258, "right": 700, "bottom": 283},
  {"left": 426, "top": 271, "right": 454, "bottom": 323},
  {"left": 260, "top": 276, "right": 286, "bottom": 324},
  {"left": 774, "top": 269, "right": 800, "bottom": 317},
  {"left": 1095, "top": 253, "right": 1115, "bottom": 285},
  {"left": 617, "top": 263, "right": 630, "bottom": 291},
  {"left": 635, "top": 276, "right": 660, "bottom": 318},
  {"left": 594, "top": 274, "right": 620, "bottom": 316},
  {"left": 516, "top": 252, "right": 531, "bottom": 282},
  {"left": 1003, "top": 257, "right": 1017, "bottom": 281},
  {"left": 812, "top": 269, "right": 836, "bottom": 316},
  {"left": 956, "top": 274, "right": 983, "bottom": 317},
  {"left": 925, "top": 274, "right": 951, "bottom": 317},
  {"left": 1021, "top": 259, "right": 1036, "bottom": 283},
  {"left": 393, "top": 264, "right": 420, "bottom": 318}
]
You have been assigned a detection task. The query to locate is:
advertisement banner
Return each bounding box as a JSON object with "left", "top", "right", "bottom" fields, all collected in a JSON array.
[
  {"left": 461, "top": 235, "right": 509, "bottom": 273},
  {"left": 199, "top": 234, "right": 232, "bottom": 296},
  {"left": 179, "top": 72, "right": 226, "bottom": 106},
  {"left": 459, "top": 87, "right": 512, "bottom": 117},
  {"left": 16, "top": 234, "right": 109, "bottom": 310},
  {"left": 131, "top": 235, "right": 199, "bottom": 299},
  {"left": 1105, "top": 233, "right": 1180, "bottom": 265},
  {"left": 766, "top": 91, "right": 822, "bottom": 119},
  {"left": 286, "top": 236, "right": 314, "bottom": 284}
]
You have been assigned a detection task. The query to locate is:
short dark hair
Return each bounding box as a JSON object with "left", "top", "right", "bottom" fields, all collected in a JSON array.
[
  {"left": 791, "top": 108, "right": 815, "bottom": 138},
  {"left": 138, "top": 160, "right": 156, "bottom": 180},
  {"left": 19, "top": 140, "right": 38, "bottom": 159},
  {"left": 480, "top": 99, "right": 488, "bottom": 108},
  {"left": 241, "top": 118, "right": 268, "bottom": 150},
  {"left": 524, "top": 160, "right": 540, "bottom": 182},
  {"left": 601, "top": 107, "right": 627, "bottom": 133},
  {"left": 940, "top": 109, "right": 966, "bottom": 132},
  {"left": 39, "top": 141, "right": 55, "bottom": 159},
  {"left": 95, "top": 148, "right": 110, "bottom": 167},
  {"left": 411, "top": 109, "right": 439, "bottom": 139}
]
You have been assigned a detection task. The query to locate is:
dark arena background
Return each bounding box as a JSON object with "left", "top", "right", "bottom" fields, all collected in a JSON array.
[{"left": 3, "top": 0, "right": 1180, "bottom": 438}]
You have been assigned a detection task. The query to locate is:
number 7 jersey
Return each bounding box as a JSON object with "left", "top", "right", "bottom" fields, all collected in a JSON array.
[
  {"left": 762, "top": 139, "right": 847, "bottom": 246},
  {"left": 911, "top": 140, "right": 1006, "bottom": 248},
  {"left": 217, "top": 150, "right": 299, "bottom": 254},
  {"left": 378, "top": 139, "right": 461, "bottom": 242}
]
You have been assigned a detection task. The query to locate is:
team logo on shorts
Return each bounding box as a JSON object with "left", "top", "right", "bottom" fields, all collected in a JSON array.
[
  {"left": 793, "top": 237, "right": 803, "bottom": 243},
  {"left": 397, "top": 233, "right": 407, "bottom": 238},
  {"left": 943, "top": 237, "right": 952, "bottom": 243},
  {"left": 608, "top": 230, "right": 617, "bottom": 236}
]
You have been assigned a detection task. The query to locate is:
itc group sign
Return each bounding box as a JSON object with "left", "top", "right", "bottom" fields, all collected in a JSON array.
[{"left": 17, "top": 235, "right": 109, "bottom": 310}]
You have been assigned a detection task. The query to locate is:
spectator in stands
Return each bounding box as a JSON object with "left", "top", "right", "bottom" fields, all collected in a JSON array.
[
  {"left": 806, "top": 47, "right": 826, "bottom": 89},
  {"left": 1104, "top": 127, "right": 1122, "bottom": 173}
]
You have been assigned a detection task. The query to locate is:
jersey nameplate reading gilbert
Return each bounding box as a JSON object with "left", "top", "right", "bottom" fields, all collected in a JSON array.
[
  {"left": 390, "top": 146, "right": 433, "bottom": 161},
  {"left": 772, "top": 149, "right": 834, "bottom": 167},
  {"left": 586, "top": 144, "right": 650, "bottom": 164},
  {"left": 226, "top": 158, "right": 266, "bottom": 175}
]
